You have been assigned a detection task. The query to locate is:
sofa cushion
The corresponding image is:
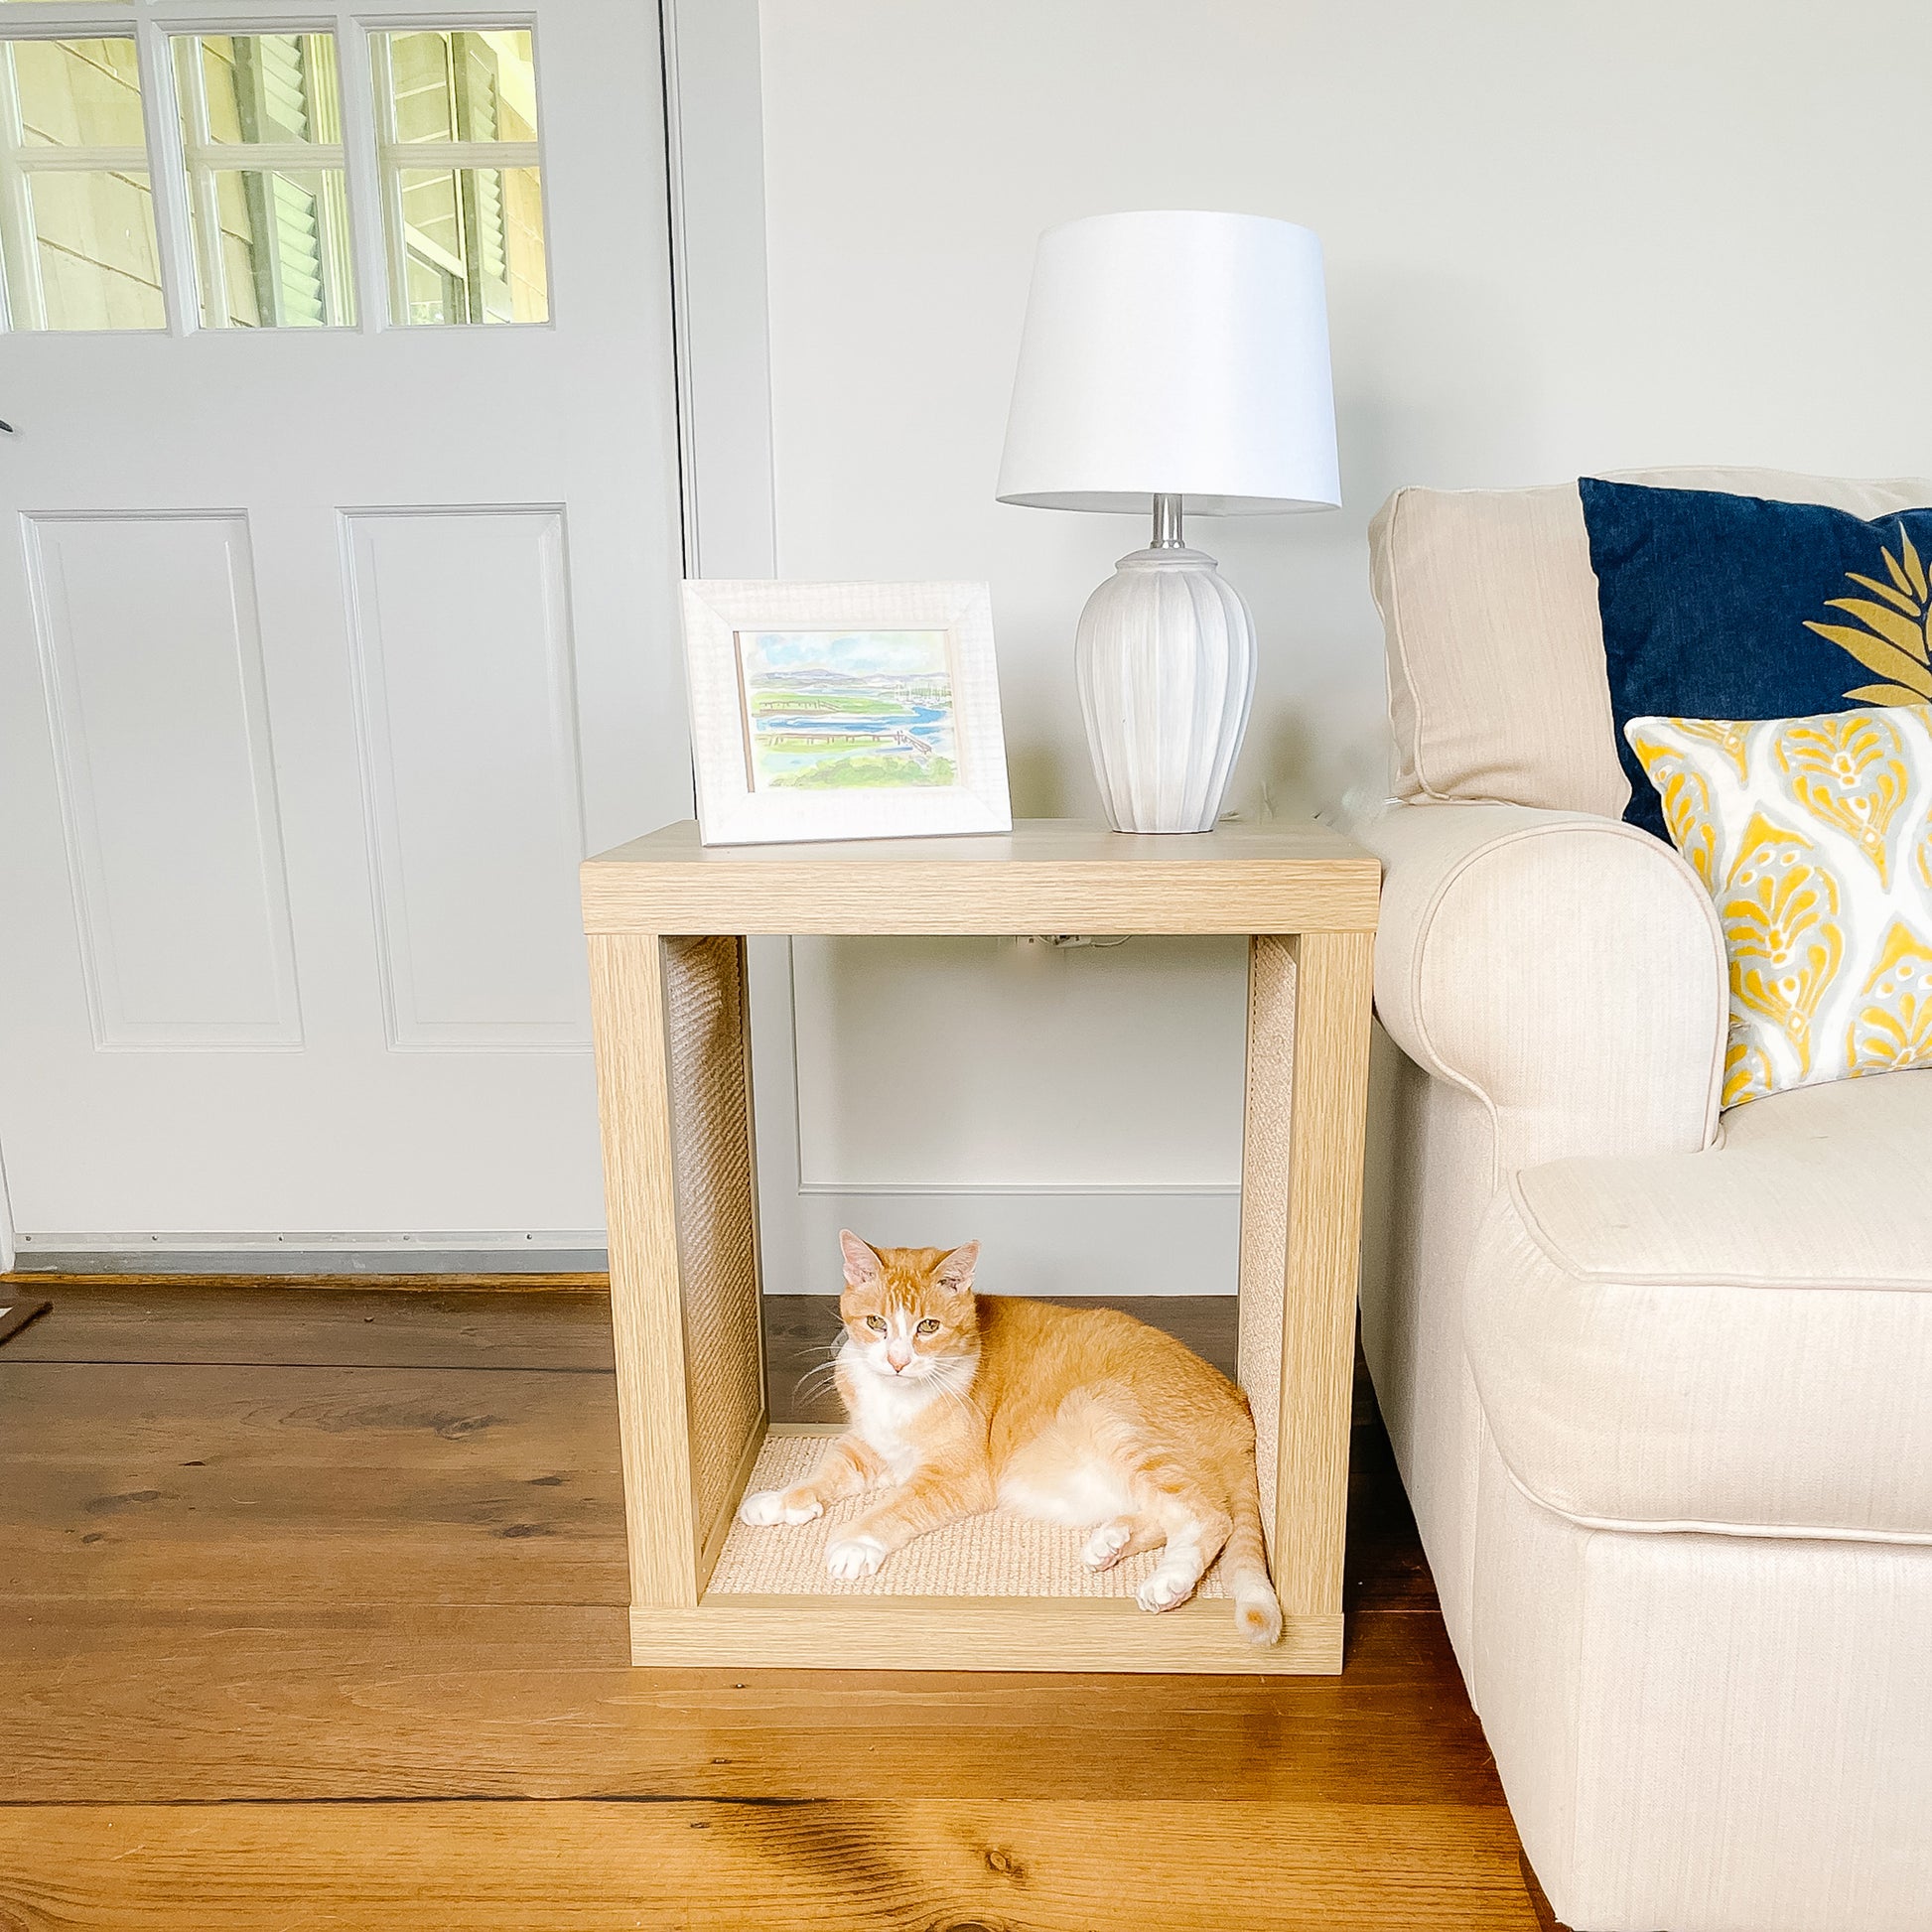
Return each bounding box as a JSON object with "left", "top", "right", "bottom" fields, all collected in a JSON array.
[
  {"left": 1371, "top": 468, "right": 1932, "bottom": 819},
  {"left": 1587, "top": 481, "right": 1932, "bottom": 839},
  {"left": 1465, "top": 1066, "right": 1932, "bottom": 1541},
  {"left": 1627, "top": 703, "right": 1932, "bottom": 1108}
]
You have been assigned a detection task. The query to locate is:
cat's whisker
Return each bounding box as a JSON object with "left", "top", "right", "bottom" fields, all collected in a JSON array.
[{"left": 780, "top": 1333, "right": 850, "bottom": 1402}]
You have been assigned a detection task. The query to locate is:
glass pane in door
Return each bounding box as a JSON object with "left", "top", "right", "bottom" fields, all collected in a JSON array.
[
  {"left": 172, "top": 33, "right": 353, "bottom": 328},
  {"left": 372, "top": 29, "right": 546, "bottom": 325},
  {"left": 0, "top": 37, "right": 162, "bottom": 330},
  {"left": 14, "top": 34, "right": 146, "bottom": 144}
]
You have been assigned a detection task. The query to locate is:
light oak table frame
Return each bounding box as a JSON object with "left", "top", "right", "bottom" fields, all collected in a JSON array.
[{"left": 582, "top": 819, "right": 1379, "bottom": 1674}]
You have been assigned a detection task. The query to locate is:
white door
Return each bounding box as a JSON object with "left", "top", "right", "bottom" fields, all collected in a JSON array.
[{"left": 0, "top": 0, "right": 686, "bottom": 1258}]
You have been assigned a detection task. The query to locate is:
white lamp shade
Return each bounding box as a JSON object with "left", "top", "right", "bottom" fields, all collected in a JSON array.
[{"left": 997, "top": 210, "right": 1340, "bottom": 516}]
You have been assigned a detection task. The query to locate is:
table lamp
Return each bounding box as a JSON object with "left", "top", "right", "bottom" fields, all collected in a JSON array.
[{"left": 997, "top": 210, "right": 1340, "bottom": 833}]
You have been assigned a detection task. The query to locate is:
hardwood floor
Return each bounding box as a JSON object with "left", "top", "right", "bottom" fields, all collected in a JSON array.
[{"left": 0, "top": 1280, "right": 1557, "bottom": 1930}]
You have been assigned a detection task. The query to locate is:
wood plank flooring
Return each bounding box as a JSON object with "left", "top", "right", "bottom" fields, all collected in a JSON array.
[{"left": 0, "top": 1280, "right": 1558, "bottom": 1930}]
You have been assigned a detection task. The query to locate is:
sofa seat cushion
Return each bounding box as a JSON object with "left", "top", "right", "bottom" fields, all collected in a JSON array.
[{"left": 1465, "top": 1067, "right": 1932, "bottom": 1541}]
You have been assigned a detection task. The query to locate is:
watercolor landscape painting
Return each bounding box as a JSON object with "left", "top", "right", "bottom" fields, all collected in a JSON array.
[{"left": 734, "top": 628, "right": 959, "bottom": 791}]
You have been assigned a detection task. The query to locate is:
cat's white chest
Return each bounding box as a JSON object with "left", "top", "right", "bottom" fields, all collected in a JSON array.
[{"left": 842, "top": 1356, "right": 940, "bottom": 1482}]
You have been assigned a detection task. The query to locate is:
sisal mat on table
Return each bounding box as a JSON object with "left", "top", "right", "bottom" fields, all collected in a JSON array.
[{"left": 707, "top": 1432, "right": 1227, "bottom": 1600}]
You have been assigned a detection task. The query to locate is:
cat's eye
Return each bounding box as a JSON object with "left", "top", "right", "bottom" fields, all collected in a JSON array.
[
  {"left": 865, "top": 1314, "right": 887, "bottom": 1333},
  {"left": 916, "top": 1318, "right": 940, "bottom": 1335}
]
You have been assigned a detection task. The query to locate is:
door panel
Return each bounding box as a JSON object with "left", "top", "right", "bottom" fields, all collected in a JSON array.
[
  {"left": 0, "top": 0, "right": 687, "bottom": 1250},
  {"left": 343, "top": 505, "right": 586, "bottom": 1049},
  {"left": 25, "top": 509, "right": 301, "bottom": 1049}
]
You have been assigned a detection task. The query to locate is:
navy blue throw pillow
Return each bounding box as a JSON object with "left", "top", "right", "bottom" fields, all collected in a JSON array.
[{"left": 1580, "top": 478, "right": 1932, "bottom": 839}]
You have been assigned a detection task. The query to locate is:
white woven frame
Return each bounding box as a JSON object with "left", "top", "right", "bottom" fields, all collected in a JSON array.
[{"left": 679, "top": 579, "right": 1012, "bottom": 846}]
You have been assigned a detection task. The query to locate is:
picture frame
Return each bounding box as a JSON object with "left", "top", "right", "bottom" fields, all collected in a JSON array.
[{"left": 678, "top": 579, "right": 1013, "bottom": 846}]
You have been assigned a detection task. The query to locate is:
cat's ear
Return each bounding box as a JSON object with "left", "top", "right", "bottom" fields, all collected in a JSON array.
[
  {"left": 839, "top": 1229, "right": 884, "bottom": 1289},
  {"left": 933, "top": 1240, "right": 980, "bottom": 1296}
]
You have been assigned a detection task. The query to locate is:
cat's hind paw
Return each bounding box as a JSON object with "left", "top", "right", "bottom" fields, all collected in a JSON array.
[
  {"left": 739, "top": 1488, "right": 821, "bottom": 1527},
  {"left": 824, "top": 1533, "right": 888, "bottom": 1580}
]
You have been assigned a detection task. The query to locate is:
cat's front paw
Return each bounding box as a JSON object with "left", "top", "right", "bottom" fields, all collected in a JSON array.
[
  {"left": 824, "top": 1533, "right": 887, "bottom": 1580},
  {"left": 739, "top": 1488, "right": 821, "bottom": 1527},
  {"left": 1136, "top": 1563, "right": 1197, "bottom": 1613}
]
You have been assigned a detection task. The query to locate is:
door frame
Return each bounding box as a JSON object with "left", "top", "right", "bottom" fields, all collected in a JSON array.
[{"left": 0, "top": 1140, "right": 15, "bottom": 1274}]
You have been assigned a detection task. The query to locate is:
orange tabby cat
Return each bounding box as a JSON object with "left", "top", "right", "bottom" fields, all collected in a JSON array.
[{"left": 739, "top": 1231, "right": 1282, "bottom": 1643}]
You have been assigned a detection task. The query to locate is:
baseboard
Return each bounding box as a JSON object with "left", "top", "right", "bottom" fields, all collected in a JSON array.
[{"left": 7, "top": 1240, "right": 610, "bottom": 1277}]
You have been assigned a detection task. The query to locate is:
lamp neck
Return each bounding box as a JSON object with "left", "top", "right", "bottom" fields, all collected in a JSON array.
[{"left": 1151, "top": 492, "right": 1184, "bottom": 549}]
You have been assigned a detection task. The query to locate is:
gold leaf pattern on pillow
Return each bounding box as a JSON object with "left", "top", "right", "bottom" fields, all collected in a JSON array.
[
  {"left": 1804, "top": 526, "right": 1932, "bottom": 704},
  {"left": 1723, "top": 1033, "right": 1774, "bottom": 1109},
  {"left": 1845, "top": 919, "right": 1932, "bottom": 1075},
  {"left": 1628, "top": 703, "right": 1932, "bottom": 1107},
  {"left": 1773, "top": 710, "right": 1908, "bottom": 885},
  {"left": 1672, "top": 717, "right": 1752, "bottom": 783},
  {"left": 1627, "top": 727, "right": 1719, "bottom": 886},
  {"left": 1721, "top": 811, "right": 1843, "bottom": 1080},
  {"left": 1846, "top": 683, "right": 1932, "bottom": 706}
]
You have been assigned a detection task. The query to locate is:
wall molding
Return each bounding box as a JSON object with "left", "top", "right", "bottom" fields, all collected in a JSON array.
[
  {"left": 741, "top": 939, "right": 1239, "bottom": 1294},
  {"left": 661, "top": 6, "right": 1239, "bottom": 1300},
  {"left": 762, "top": 1188, "right": 1240, "bottom": 1300}
]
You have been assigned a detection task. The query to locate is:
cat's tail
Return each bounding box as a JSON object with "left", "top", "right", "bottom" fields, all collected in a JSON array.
[{"left": 1226, "top": 1464, "right": 1282, "bottom": 1646}]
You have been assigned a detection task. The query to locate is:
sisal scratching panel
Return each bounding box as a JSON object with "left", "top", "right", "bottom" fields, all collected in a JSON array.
[
  {"left": 1237, "top": 934, "right": 1296, "bottom": 1564},
  {"left": 710, "top": 1433, "right": 1227, "bottom": 1599},
  {"left": 662, "top": 936, "right": 765, "bottom": 1563}
]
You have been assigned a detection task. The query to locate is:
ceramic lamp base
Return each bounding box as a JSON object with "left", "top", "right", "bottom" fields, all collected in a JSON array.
[{"left": 1073, "top": 542, "right": 1257, "bottom": 834}]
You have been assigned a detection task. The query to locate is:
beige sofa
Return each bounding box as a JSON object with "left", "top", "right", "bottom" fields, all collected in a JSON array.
[{"left": 1353, "top": 469, "right": 1932, "bottom": 1932}]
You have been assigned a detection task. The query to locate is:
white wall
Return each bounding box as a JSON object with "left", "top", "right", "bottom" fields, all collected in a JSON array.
[{"left": 734, "top": 0, "right": 1932, "bottom": 1294}]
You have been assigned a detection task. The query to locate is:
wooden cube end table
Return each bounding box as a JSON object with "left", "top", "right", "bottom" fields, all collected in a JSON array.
[{"left": 582, "top": 818, "right": 1379, "bottom": 1674}]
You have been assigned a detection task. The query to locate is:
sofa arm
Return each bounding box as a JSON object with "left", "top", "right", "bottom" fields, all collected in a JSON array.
[{"left": 1352, "top": 800, "right": 1726, "bottom": 1167}]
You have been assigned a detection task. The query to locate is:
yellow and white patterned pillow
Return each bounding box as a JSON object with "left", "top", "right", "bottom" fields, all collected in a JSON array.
[{"left": 1626, "top": 704, "right": 1932, "bottom": 1108}]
